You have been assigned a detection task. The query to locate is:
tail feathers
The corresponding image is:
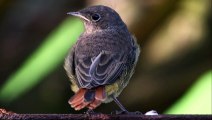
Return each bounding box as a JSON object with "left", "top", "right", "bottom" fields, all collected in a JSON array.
[
  {"left": 95, "top": 87, "right": 106, "bottom": 101},
  {"left": 68, "top": 88, "right": 85, "bottom": 104},
  {"left": 74, "top": 101, "right": 90, "bottom": 111},
  {"left": 87, "top": 99, "right": 101, "bottom": 109},
  {"left": 68, "top": 88, "right": 88, "bottom": 109},
  {"left": 68, "top": 87, "right": 106, "bottom": 110},
  {"left": 87, "top": 87, "right": 106, "bottom": 109}
]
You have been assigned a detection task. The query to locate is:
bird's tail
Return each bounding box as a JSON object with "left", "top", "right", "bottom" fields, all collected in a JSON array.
[{"left": 68, "top": 87, "right": 106, "bottom": 110}]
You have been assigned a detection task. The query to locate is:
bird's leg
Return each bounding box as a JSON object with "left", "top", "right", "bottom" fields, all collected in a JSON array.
[
  {"left": 112, "top": 95, "right": 128, "bottom": 113},
  {"left": 112, "top": 95, "right": 141, "bottom": 115}
]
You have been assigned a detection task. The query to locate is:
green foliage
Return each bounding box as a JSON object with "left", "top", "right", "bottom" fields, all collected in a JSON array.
[
  {"left": 0, "top": 18, "right": 83, "bottom": 102},
  {"left": 165, "top": 70, "right": 212, "bottom": 114}
]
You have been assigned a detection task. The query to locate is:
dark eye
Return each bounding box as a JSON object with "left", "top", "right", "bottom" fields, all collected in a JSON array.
[{"left": 91, "top": 13, "right": 101, "bottom": 22}]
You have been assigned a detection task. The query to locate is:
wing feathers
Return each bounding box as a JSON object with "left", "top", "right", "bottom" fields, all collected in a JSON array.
[
  {"left": 89, "top": 52, "right": 102, "bottom": 77},
  {"left": 75, "top": 51, "right": 126, "bottom": 88}
]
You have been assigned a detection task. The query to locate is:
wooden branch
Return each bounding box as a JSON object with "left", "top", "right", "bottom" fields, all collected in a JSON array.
[{"left": 0, "top": 112, "right": 211, "bottom": 120}]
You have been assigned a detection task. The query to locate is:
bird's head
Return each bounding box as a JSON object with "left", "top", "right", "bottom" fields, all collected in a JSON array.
[{"left": 67, "top": 5, "right": 126, "bottom": 33}]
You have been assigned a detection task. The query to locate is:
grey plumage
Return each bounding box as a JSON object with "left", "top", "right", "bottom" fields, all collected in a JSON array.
[{"left": 64, "top": 5, "right": 140, "bottom": 111}]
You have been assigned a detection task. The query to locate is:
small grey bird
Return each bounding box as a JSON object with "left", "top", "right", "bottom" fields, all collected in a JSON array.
[{"left": 64, "top": 5, "right": 140, "bottom": 113}]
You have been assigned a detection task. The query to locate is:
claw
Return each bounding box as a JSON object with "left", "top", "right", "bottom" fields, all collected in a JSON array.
[{"left": 85, "top": 109, "right": 101, "bottom": 115}]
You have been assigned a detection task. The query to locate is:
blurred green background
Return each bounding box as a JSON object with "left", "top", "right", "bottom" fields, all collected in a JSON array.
[{"left": 0, "top": 0, "right": 211, "bottom": 114}]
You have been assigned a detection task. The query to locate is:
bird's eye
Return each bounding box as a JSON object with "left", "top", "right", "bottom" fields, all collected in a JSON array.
[{"left": 91, "top": 13, "right": 101, "bottom": 22}]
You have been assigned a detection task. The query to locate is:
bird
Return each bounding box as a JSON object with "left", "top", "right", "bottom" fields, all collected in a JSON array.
[{"left": 64, "top": 5, "right": 140, "bottom": 113}]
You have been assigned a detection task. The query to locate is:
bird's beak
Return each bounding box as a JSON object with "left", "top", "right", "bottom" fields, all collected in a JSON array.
[{"left": 67, "top": 12, "right": 90, "bottom": 22}]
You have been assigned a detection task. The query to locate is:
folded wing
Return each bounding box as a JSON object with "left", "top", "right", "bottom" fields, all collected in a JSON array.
[{"left": 75, "top": 51, "right": 127, "bottom": 89}]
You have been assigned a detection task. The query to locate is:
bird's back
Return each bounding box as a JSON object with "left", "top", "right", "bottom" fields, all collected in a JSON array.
[
  {"left": 72, "top": 28, "right": 136, "bottom": 89},
  {"left": 75, "top": 28, "right": 132, "bottom": 58}
]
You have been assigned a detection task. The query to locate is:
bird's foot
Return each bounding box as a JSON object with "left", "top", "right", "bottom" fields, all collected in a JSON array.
[
  {"left": 111, "top": 110, "right": 142, "bottom": 115},
  {"left": 85, "top": 109, "right": 94, "bottom": 115},
  {"left": 144, "top": 110, "right": 158, "bottom": 115},
  {"left": 85, "top": 109, "right": 100, "bottom": 115}
]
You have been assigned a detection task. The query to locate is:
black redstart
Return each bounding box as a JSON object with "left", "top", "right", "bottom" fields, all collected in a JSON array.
[{"left": 64, "top": 5, "right": 140, "bottom": 113}]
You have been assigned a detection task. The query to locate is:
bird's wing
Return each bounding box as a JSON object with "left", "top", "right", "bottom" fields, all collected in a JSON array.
[{"left": 75, "top": 51, "right": 127, "bottom": 89}]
